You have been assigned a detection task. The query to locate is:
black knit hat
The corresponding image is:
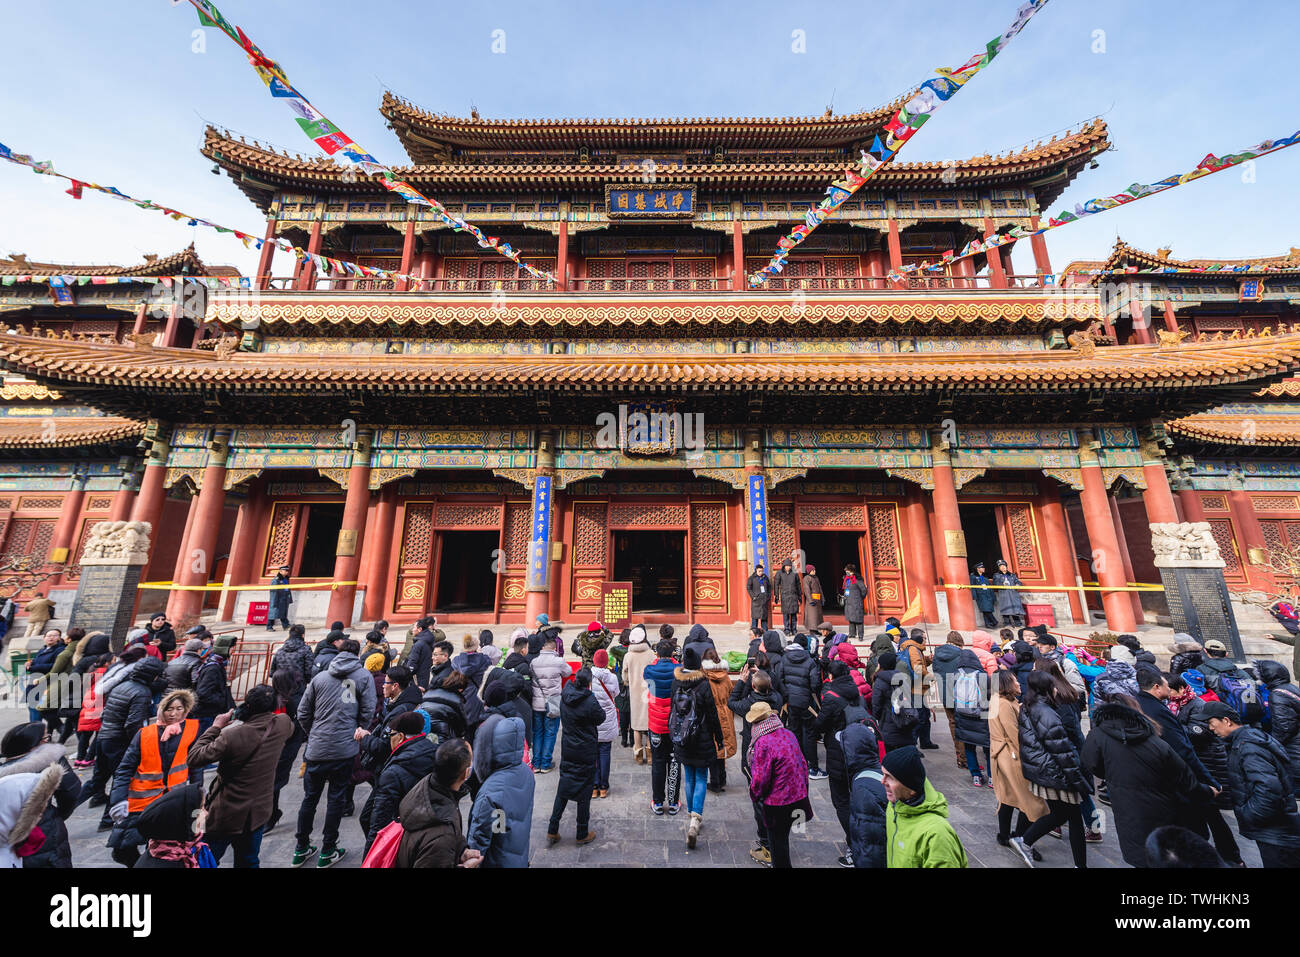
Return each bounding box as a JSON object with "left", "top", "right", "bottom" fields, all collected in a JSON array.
[
  {"left": 881, "top": 745, "right": 927, "bottom": 794},
  {"left": 682, "top": 646, "right": 702, "bottom": 671},
  {"left": 0, "top": 721, "right": 46, "bottom": 758}
]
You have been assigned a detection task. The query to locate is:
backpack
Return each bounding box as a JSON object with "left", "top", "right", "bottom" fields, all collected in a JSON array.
[
  {"left": 953, "top": 669, "right": 984, "bottom": 716},
  {"left": 1218, "top": 673, "right": 1269, "bottom": 725},
  {"left": 361, "top": 819, "right": 404, "bottom": 868},
  {"left": 669, "top": 685, "right": 702, "bottom": 747}
]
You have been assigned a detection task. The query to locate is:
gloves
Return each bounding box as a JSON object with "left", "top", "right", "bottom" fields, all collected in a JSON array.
[{"left": 109, "top": 801, "right": 130, "bottom": 825}]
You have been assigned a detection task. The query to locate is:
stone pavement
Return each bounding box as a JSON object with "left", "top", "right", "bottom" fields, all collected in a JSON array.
[{"left": 1, "top": 695, "right": 1262, "bottom": 869}]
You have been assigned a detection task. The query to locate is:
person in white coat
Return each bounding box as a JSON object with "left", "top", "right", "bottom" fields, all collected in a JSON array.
[
  {"left": 590, "top": 649, "right": 621, "bottom": 799},
  {"left": 623, "top": 625, "right": 654, "bottom": 766}
]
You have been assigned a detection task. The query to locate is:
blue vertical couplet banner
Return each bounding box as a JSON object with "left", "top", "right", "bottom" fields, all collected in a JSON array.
[
  {"left": 528, "top": 474, "right": 552, "bottom": 591},
  {"left": 748, "top": 474, "right": 769, "bottom": 572}
]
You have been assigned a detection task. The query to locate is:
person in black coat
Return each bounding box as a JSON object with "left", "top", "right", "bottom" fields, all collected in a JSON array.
[
  {"left": 869, "top": 654, "right": 916, "bottom": 752},
  {"left": 1015, "top": 671, "right": 1092, "bottom": 868},
  {"left": 1258, "top": 660, "right": 1300, "bottom": 793},
  {"left": 0, "top": 725, "right": 80, "bottom": 868},
  {"left": 405, "top": 620, "right": 436, "bottom": 688},
  {"left": 813, "top": 660, "right": 866, "bottom": 854},
  {"left": 773, "top": 561, "right": 801, "bottom": 635},
  {"left": 747, "top": 565, "right": 772, "bottom": 632},
  {"left": 842, "top": 719, "right": 887, "bottom": 869},
  {"left": 669, "top": 649, "right": 725, "bottom": 847},
  {"left": 1082, "top": 699, "right": 1214, "bottom": 868},
  {"left": 1204, "top": 702, "right": 1300, "bottom": 868},
  {"left": 781, "top": 635, "right": 824, "bottom": 777},
  {"left": 482, "top": 667, "right": 534, "bottom": 733},
  {"left": 143, "top": 614, "right": 177, "bottom": 656},
  {"left": 681, "top": 624, "right": 716, "bottom": 668},
  {"left": 419, "top": 680, "right": 467, "bottom": 744},
  {"left": 760, "top": 630, "right": 787, "bottom": 700},
  {"left": 361, "top": 711, "right": 439, "bottom": 851},
  {"left": 547, "top": 669, "right": 605, "bottom": 844},
  {"left": 133, "top": 784, "right": 207, "bottom": 868},
  {"left": 842, "top": 569, "right": 867, "bottom": 641},
  {"left": 357, "top": 666, "right": 423, "bottom": 773},
  {"left": 1135, "top": 666, "right": 1243, "bottom": 866}
]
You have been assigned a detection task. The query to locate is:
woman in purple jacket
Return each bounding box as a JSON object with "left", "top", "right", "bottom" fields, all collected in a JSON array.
[{"left": 747, "top": 701, "right": 812, "bottom": 868}]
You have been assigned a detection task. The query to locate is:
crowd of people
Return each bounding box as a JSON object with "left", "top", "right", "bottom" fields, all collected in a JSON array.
[{"left": 2, "top": 593, "right": 1299, "bottom": 870}]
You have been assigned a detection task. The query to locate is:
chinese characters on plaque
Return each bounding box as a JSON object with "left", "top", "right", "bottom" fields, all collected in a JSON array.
[
  {"left": 748, "top": 474, "right": 769, "bottom": 571},
  {"left": 606, "top": 185, "right": 695, "bottom": 218},
  {"left": 527, "top": 475, "right": 552, "bottom": 591}
]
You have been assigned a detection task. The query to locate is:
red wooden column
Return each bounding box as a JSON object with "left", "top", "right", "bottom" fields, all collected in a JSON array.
[
  {"left": 1109, "top": 496, "right": 1146, "bottom": 625},
  {"left": 218, "top": 478, "right": 266, "bottom": 622},
  {"left": 164, "top": 494, "right": 203, "bottom": 620},
  {"left": 901, "top": 485, "right": 939, "bottom": 623},
  {"left": 1077, "top": 430, "right": 1137, "bottom": 632},
  {"left": 131, "top": 423, "right": 171, "bottom": 573},
  {"left": 1176, "top": 483, "right": 1207, "bottom": 523},
  {"left": 1227, "top": 474, "right": 1276, "bottom": 591},
  {"left": 362, "top": 483, "right": 399, "bottom": 620},
  {"left": 1129, "top": 299, "right": 1154, "bottom": 344},
  {"left": 930, "top": 435, "right": 975, "bottom": 630},
  {"left": 255, "top": 218, "right": 277, "bottom": 290},
  {"left": 955, "top": 257, "right": 976, "bottom": 290},
  {"left": 168, "top": 431, "right": 231, "bottom": 623},
  {"left": 396, "top": 221, "right": 416, "bottom": 292},
  {"left": 109, "top": 486, "right": 135, "bottom": 522},
  {"left": 731, "top": 221, "right": 745, "bottom": 291},
  {"left": 296, "top": 221, "right": 323, "bottom": 291},
  {"left": 1140, "top": 442, "right": 1180, "bottom": 525},
  {"left": 1163, "top": 300, "right": 1180, "bottom": 334},
  {"left": 983, "top": 217, "right": 1008, "bottom": 288},
  {"left": 999, "top": 244, "right": 1017, "bottom": 287},
  {"left": 886, "top": 219, "right": 904, "bottom": 288},
  {"left": 48, "top": 474, "right": 87, "bottom": 566},
  {"left": 326, "top": 431, "right": 374, "bottom": 626},
  {"left": 556, "top": 221, "right": 570, "bottom": 292},
  {"left": 1029, "top": 216, "right": 1052, "bottom": 280},
  {"left": 1037, "top": 477, "right": 1084, "bottom": 623}
]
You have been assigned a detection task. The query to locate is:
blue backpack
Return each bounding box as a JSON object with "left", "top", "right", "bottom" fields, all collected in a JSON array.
[{"left": 1218, "top": 672, "right": 1269, "bottom": 726}]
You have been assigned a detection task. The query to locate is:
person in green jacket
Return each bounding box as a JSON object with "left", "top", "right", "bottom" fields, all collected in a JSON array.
[{"left": 882, "top": 745, "right": 968, "bottom": 868}]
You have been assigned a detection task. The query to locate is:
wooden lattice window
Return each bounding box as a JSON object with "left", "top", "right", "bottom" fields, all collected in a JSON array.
[
  {"left": 690, "top": 503, "right": 726, "bottom": 567},
  {"left": 867, "top": 505, "right": 901, "bottom": 569},
  {"left": 433, "top": 502, "right": 502, "bottom": 529},
  {"left": 1207, "top": 519, "right": 1242, "bottom": 578},
  {"left": 263, "top": 503, "right": 297, "bottom": 575},
  {"left": 1200, "top": 495, "right": 1229, "bottom": 512},
  {"left": 673, "top": 258, "right": 715, "bottom": 290},
  {"left": 1, "top": 519, "right": 56, "bottom": 566},
  {"left": 798, "top": 503, "right": 865, "bottom": 528},
  {"left": 1005, "top": 503, "right": 1042, "bottom": 577},
  {"left": 503, "top": 502, "right": 531, "bottom": 567},
  {"left": 607, "top": 503, "right": 688, "bottom": 527},
  {"left": 585, "top": 258, "right": 626, "bottom": 292},
  {"left": 767, "top": 504, "right": 796, "bottom": 570},
  {"left": 1253, "top": 495, "right": 1300, "bottom": 512},
  {"left": 572, "top": 503, "right": 608, "bottom": 567}
]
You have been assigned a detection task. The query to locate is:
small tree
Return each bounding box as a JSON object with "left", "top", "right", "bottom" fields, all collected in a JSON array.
[{"left": 1233, "top": 545, "right": 1300, "bottom": 677}]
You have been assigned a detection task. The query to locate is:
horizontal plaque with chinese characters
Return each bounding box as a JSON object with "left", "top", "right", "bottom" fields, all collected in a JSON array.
[{"left": 606, "top": 185, "right": 695, "bottom": 219}]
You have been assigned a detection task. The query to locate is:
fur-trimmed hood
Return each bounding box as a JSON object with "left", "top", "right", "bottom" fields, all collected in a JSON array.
[
  {"left": 0, "top": 762, "right": 63, "bottom": 854},
  {"left": 157, "top": 688, "right": 196, "bottom": 720},
  {"left": 702, "top": 658, "right": 730, "bottom": 673},
  {"left": 673, "top": 667, "right": 705, "bottom": 685},
  {"left": 0, "top": 743, "right": 66, "bottom": 782}
]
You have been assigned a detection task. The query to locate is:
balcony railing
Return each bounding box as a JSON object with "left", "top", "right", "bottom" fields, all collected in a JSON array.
[{"left": 261, "top": 273, "right": 1060, "bottom": 294}]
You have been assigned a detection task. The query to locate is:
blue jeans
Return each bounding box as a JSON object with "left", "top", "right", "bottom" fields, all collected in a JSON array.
[
  {"left": 963, "top": 744, "right": 990, "bottom": 777},
  {"left": 532, "top": 711, "right": 559, "bottom": 770},
  {"left": 682, "top": 764, "right": 709, "bottom": 816},
  {"left": 207, "top": 827, "right": 264, "bottom": 868},
  {"left": 597, "top": 741, "right": 612, "bottom": 790}
]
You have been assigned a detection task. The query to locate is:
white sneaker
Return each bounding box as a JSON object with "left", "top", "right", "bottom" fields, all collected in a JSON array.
[{"left": 1009, "top": 836, "right": 1035, "bottom": 868}]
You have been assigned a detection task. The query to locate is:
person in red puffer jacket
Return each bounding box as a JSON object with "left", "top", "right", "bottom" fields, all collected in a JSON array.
[{"left": 643, "top": 639, "right": 681, "bottom": 814}]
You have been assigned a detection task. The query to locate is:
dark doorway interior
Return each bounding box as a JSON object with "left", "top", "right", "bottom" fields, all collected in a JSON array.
[
  {"left": 796, "top": 530, "right": 862, "bottom": 613},
  {"left": 435, "top": 530, "right": 499, "bottom": 614},
  {"left": 298, "top": 503, "right": 344, "bottom": 578},
  {"left": 958, "top": 504, "right": 1002, "bottom": 575},
  {"left": 613, "top": 530, "right": 686, "bottom": 614}
]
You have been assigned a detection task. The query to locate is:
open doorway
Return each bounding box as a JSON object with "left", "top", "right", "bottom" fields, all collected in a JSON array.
[
  {"left": 957, "top": 504, "right": 1004, "bottom": 574},
  {"left": 434, "top": 530, "right": 499, "bottom": 614},
  {"left": 612, "top": 530, "right": 686, "bottom": 614},
  {"left": 297, "top": 503, "right": 344, "bottom": 578},
  {"left": 796, "top": 530, "right": 862, "bottom": 613}
]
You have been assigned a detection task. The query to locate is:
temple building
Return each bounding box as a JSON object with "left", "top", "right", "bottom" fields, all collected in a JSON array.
[{"left": 1, "top": 99, "right": 1298, "bottom": 633}]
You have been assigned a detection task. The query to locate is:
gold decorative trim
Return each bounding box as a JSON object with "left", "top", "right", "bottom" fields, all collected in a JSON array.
[
  {"left": 1103, "top": 466, "right": 1147, "bottom": 491},
  {"left": 887, "top": 467, "right": 934, "bottom": 490},
  {"left": 164, "top": 467, "right": 202, "bottom": 491},
  {"left": 692, "top": 467, "right": 748, "bottom": 490},
  {"left": 0, "top": 381, "right": 62, "bottom": 400},
  {"left": 318, "top": 467, "right": 351, "bottom": 490},
  {"left": 952, "top": 468, "right": 987, "bottom": 489},
  {"left": 1041, "top": 467, "right": 1084, "bottom": 490},
  {"left": 492, "top": 468, "right": 535, "bottom": 489},
  {"left": 553, "top": 468, "right": 605, "bottom": 489},
  {"left": 766, "top": 467, "right": 808, "bottom": 489},
  {"left": 207, "top": 297, "right": 1101, "bottom": 329},
  {"left": 222, "top": 467, "right": 263, "bottom": 491},
  {"left": 367, "top": 467, "right": 417, "bottom": 490}
]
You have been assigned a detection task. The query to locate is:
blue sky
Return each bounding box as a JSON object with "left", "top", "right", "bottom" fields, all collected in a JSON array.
[{"left": 1, "top": 0, "right": 1295, "bottom": 277}]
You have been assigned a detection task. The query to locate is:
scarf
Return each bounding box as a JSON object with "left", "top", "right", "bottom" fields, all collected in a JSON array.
[
  {"left": 746, "top": 712, "right": 785, "bottom": 769},
  {"left": 146, "top": 838, "right": 203, "bottom": 868},
  {"left": 1168, "top": 685, "right": 1195, "bottom": 715}
]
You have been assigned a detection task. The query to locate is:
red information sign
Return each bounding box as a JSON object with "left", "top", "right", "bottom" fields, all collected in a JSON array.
[
  {"left": 600, "top": 581, "right": 633, "bottom": 631},
  {"left": 247, "top": 601, "right": 269, "bottom": 626}
]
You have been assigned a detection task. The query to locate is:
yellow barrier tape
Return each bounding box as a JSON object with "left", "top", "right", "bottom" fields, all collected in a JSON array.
[
  {"left": 138, "top": 580, "right": 359, "bottom": 592},
  {"left": 950, "top": 583, "right": 1164, "bottom": 593}
]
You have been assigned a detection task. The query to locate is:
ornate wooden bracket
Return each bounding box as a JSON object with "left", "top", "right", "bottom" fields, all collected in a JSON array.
[
  {"left": 1041, "top": 467, "right": 1084, "bottom": 490},
  {"left": 367, "top": 467, "right": 417, "bottom": 490},
  {"left": 1103, "top": 466, "right": 1147, "bottom": 491},
  {"left": 692, "top": 467, "right": 748, "bottom": 490},
  {"left": 318, "top": 467, "right": 351, "bottom": 490},
  {"left": 492, "top": 468, "right": 536, "bottom": 490},
  {"left": 553, "top": 468, "right": 605, "bottom": 489},
  {"left": 223, "top": 468, "right": 264, "bottom": 491},
  {"left": 164, "top": 467, "right": 202, "bottom": 492},
  {"left": 952, "top": 468, "right": 987, "bottom": 489},
  {"left": 886, "top": 467, "right": 934, "bottom": 490}
]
